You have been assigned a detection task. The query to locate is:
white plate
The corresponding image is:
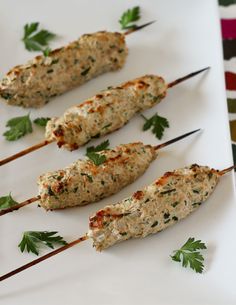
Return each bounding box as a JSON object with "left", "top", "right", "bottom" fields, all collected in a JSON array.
[{"left": 0, "top": 0, "right": 235, "bottom": 304}]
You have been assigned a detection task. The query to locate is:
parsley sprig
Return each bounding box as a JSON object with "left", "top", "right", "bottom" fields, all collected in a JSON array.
[
  {"left": 34, "top": 117, "right": 51, "bottom": 127},
  {"left": 171, "top": 237, "right": 207, "bottom": 273},
  {"left": 3, "top": 115, "right": 51, "bottom": 141},
  {"left": 141, "top": 113, "right": 169, "bottom": 140},
  {"left": 119, "top": 6, "right": 141, "bottom": 30},
  {"left": 18, "top": 231, "right": 67, "bottom": 256},
  {"left": 3, "top": 114, "right": 32, "bottom": 141},
  {"left": 0, "top": 193, "right": 18, "bottom": 210},
  {"left": 86, "top": 140, "right": 110, "bottom": 166},
  {"left": 86, "top": 139, "right": 110, "bottom": 154},
  {"left": 22, "top": 22, "right": 56, "bottom": 55},
  {"left": 86, "top": 153, "right": 106, "bottom": 166}
]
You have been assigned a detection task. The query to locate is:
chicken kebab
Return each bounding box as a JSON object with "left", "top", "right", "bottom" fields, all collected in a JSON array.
[
  {"left": 0, "top": 21, "right": 155, "bottom": 108},
  {"left": 1, "top": 163, "right": 234, "bottom": 281},
  {"left": 0, "top": 67, "right": 209, "bottom": 166},
  {"left": 0, "top": 129, "right": 200, "bottom": 216}
]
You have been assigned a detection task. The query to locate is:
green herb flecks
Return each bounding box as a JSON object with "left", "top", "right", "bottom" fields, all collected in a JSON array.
[
  {"left": 160, "top": 189, "right": 176, "bottom": 195},
  {"left": 119, "top": 6, "right": 141, "bottom": 30},
  {"left": 34, "top": 117, "right": 51, "bottom": 127},
  {"left": 0, "top": 193, "right": 18, "bottom": 210},
  {"left": 171, "top": 237, "right": 207, "bottom": 273},
  {"left": 141, "top": 113, "right": 169, "bottom": 140},
  {"left": 43, "top": 47, "right": 51, "bottom": 57},
  {"left": 102, "top": 123, "right": 112, "bottom": 130},
  {"left": 151, "top": 221, "right": 158, "bottom": 228},
  {"left": 22, "top": 22, "right": 56, "bottom": 55},
  {"left": 3, "top": 113, "right": 33, "bottom": 141},
  {"left": 81, "top": 67, "right": 90, "bottom": 76},
  {"left": 1, "top": 92, "right": 13, "bottom": 100},
  {"left": 18, "top": 231, "right": 67, "bottom": 256},
  {"left": 81, "top": 173, "right": 93, "bottom": 182}
]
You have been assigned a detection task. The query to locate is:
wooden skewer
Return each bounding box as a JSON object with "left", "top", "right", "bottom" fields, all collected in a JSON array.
[
  {"left": 124, "top": 20, "right": 156, "bottom": 35},
  {"left": 154, "top": 128, "right": 201, "bottom": 150},
  {"left": 0, "top": 129, "right": 200, "bottom": 216},
  {"left": 167, "top": 67, "right": 210, "bottom": 88},
  {"left": 219, "top": 165, "right": 236, "bottom": 176},
  {"left": 0, "top": 140, "right": 53, "bottom": 167},
  {"left": 0, "top": 234, "right": 88, "bottom": 282},
  {"left": 0, "top": 164, "right": 234, "bottom": 282},
  {"left": 0, "top": 68, "right": 209, "bottom": 167},
  {"left": 0, "top": 196, "right": 40, "bottom": 216}
]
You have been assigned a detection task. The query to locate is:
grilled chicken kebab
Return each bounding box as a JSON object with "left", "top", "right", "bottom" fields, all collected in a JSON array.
[
  {"left": 0, "top": 129, "right": 199, "bottom": 215},
  {"left": 0, "top": 20, "right": 155, "bottom": 108},
  {"left": 39, "top": 142, "right": 157, "bottom": 210},
  {"left": 1, "top": 163, "right": 232, "bottom": 281},
  {"left": 88, "top": 164, "right": 220, "bottom": 250},
  {"left": 0, "top": 31, "right": 128, "bottom": 108},
  {"left": 46, "top": 74, "right": 167, "bottom": 150}
]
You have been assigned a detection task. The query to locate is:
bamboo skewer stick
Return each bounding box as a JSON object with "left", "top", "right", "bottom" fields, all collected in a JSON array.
[
  {"left": 0, "top": 140, "right": 53, "bottom": 167},
  {"left": 0, "top": 129, "right": 200, "bottom": 216},
  {"left": 0, "top": 67, "right": 209, "bottom": 167},
  {"left": 124, "top": 21, "right": 156, "bottom": 35},
  {"left": 167, "top": 67, "right": 209, "bottom": 88},
  {"left": 219, "top": 165, "right": 236, "bottom": 176},
  {"left": 0, "top": 196, "right": 40, "bottom": 216},
  {"left": 0, "top": 234, "right": 88, "bottom": 282},
  {"left": 154, "top": 128, "right": 200, "bottom": 150},
  {"left": 0, "top": 163, "right": 234, "bottom": 282}
]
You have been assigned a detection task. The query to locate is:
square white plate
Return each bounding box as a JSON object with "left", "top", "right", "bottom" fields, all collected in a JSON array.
[{"left": 0, "top": 0, "right": 235, "bottom": 304}]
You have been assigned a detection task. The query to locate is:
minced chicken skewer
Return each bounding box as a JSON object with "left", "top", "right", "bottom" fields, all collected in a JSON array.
[
  {"left": 0, "top": 21, "right": 155, "bottom": 108},
  {"left": 0, "top": 67, "right": 209, "bottom": 166},
  {"left": 1, "top": 164, "right": 234, "bottom": 281},
  {"left": 0, "top": 129, "right": 200, "bottom": 216}
]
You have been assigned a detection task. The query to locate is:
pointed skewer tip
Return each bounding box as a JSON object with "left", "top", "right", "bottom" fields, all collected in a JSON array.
[
  {"left": 167, "top": 67, "right": 210, "bottom": 89},
  {"left": 219, "top": 165, "right": 236, "bottom": 176},
  {"left": 124, "top": 20, "right": 156, "bottom": 35},
  {"left": 155, "top": 128, "right": 201, "bottom": 150}
]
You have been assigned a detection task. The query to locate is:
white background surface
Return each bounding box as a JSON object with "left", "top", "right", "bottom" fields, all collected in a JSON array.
[{"left": 0, "top": 0, "right": 235, "bottom": 304}]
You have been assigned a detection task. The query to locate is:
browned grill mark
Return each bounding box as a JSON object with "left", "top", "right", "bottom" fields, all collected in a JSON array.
[
  {"left": 133, "top": 190, "right": 144, "bottom": 200},
  {"left": 137, "top": 80, "right": 150, "bottom": 89},
  {"left": 53, "top": 126, "right": 64, "bottom": 137},
  {"left": 95, "top": 94, "right": 103, "bottom": 99},
  {"left": 89, "top": 209, "right": 125, "bottom": 229}
]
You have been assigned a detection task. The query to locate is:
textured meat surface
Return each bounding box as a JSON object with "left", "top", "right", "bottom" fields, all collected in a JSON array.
[
  {"left": 37, "top": 142, "right": 157, "bottom": 210},
  {"left": 88, "top": 164, "right": 220, "bottom": 251},
  {"left": 0, "top": 31, "right": 127, "bottom": 108},
  {"left": 45, "top": 74, "right": 167, "bottom": 150}
]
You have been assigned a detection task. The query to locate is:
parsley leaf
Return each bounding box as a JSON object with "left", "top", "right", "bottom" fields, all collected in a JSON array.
[
  {"left": 3, "top": 113, "right": 33, "bottom": 141},
  {"left": 86, "top": 152, "right": 106, "bottom": 166},
  {"left": 22, "top": 22, "right": 56, "bottom": 53},
  {"left": 119, "top": 6, "right": 141, "bottom": 30},
  {"left": 18, "top": 231, "right": 67, "bottom": 256},
  {"left": 171, "top": 237, "right": 207, "bottom": 273},
  {"left": 34, "top": 117, "right": 51, "bottom": 127},
  {"left": 81, "top": 173, "right": 93, "bottom": 182},
  {"left": 0, "top": 193, "right": 18, "bottom": 210},
  {"left": 43, "top": 47, "right": 51, "bottom": 57},
  {"left": 86, "top": 139, "right": 110, "bottom": 154},
  {"left": 141, "top": 113, "right": 169, "bottom": 140},
  {"left": 86, "top": 140, "right": 109, "bottom": 166}
]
